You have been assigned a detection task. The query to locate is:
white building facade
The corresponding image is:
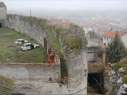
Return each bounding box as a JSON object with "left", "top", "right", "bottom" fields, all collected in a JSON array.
[{"left": 103, "top": 36, "right": 112, "bottom": 46}]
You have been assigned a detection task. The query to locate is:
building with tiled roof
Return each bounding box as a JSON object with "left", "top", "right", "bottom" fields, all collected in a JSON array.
[{"left": 103, "top": 31, "right": 126, "bottom": 46}]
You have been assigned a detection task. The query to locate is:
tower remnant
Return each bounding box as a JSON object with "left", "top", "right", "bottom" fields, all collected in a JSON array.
[{"left": 0, "top": 2, "right": 7, "bottom": 27}]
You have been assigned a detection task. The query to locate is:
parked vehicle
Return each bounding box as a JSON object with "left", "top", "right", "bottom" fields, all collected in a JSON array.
[
  {"left": 24, "top": 40, "right": 28, "bottom": 43},
  {"left": 21, "top": 43, "right": 34, "bottom": 51},
  {"left": 15, "top": 39, "right": 25, "bottom": 45},
  {"left": 120, "top": 84, "right": 127, "bottom": 95},
  {"left": 15, "top": 38, "right": 39, "bottom": 51},
  {"left": 33, "top": 43, "right": 40, "bottom": 48}
]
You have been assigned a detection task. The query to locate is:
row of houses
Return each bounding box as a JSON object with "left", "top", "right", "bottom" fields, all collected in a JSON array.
[
  {"left": 84, "top": 27, "right": 127, "bottom": 66},
  {"left": 85, "top": 27, "right": 127, "bottom": 48},
  {"left": 103, "top": 31, "right": 127, "bottom": 47}
]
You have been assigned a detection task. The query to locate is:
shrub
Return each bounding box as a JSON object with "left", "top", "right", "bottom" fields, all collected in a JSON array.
[
  {"left": 0, "top": 75, "right": 14, "bottom": 95},
  {"left": 65, "top": 35, "right": 81, "bottom": 51},
  {"left": 113, "top": 63, "right": 123, "bottom": 71},
  {"left": 106, "top": 34, "right": 127, "bottom": 63},
  {"left": 123, "top": 75, "right": 127, "bottom": 84}
]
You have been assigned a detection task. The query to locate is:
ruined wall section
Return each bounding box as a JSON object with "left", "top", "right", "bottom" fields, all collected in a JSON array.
[
  {"left": 4, "top": 15, "right": 87, "bottom": 95},
  {"left": 0, "top": 64, "right": 67, "bottom": 95},
  {"left": 0, "top": 64, "right": 60, "bottom": 81}
]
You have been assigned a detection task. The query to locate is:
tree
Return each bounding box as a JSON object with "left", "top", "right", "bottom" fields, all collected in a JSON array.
[
  {"left": 47, "top": 30, "right": 68, "bottom": 84},
  {"left": 56, "top": 33, "right": 68, "bottom": 84},
  {"left": 47, "top": 25, "right": 87, "bottom": 84},
  {"left": 106, "top": 34, "right": 127, "bottom": 63}
]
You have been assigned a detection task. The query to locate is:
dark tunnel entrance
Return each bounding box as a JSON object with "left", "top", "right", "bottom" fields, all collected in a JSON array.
[
  {"left": 88, "top": 72, "right": 104, "bottom": 94},
  {"left": 0, "top": 23, "right": 2, "bottom": 28},
  {"left": 12, "top": 93, "right": 25, "bottom": 95}
]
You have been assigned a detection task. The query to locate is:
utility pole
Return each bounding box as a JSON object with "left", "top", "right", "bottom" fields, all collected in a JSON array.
[
  {"left": 30, "top": 8, "right": 32, "bottom": 17},
  {"left": 29, "top": 8, "right": 32, "bottom": 26}
]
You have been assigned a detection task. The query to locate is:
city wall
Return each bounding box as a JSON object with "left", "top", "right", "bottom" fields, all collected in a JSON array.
[{"left": 1, "top": 15, "right": 87, "bottom": 95}]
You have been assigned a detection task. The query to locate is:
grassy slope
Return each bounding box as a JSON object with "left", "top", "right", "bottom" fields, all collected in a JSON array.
[
  {"left": 0, "top": 28, "right": 44, "bottom": 63},
  {"left": 8, "top": 15, "right": 85, "bottom": 55}
]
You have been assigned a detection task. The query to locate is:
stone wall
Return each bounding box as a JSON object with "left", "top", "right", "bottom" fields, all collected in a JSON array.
[
  {"left": 5, "top": 15, "right": 46, "bottom": 46},
  {"left": 3, "top": 15, "right": 87, "bottom": 95},
  {"left": 66, "top": 51, "right": 88, "bottom": 95},
  {"left": 0, "top": 6, "right": 6, "bottom": 20},
  {"left": 0, "top": 64, "right": 66, "bottom": 95},
  {"left": 0, "top": 64, "right": 60, "bottom": 81}
]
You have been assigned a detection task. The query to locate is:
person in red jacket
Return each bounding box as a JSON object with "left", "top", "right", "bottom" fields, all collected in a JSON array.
[{"left": 48, "top": 48, "right": 55, "bottom": 66}]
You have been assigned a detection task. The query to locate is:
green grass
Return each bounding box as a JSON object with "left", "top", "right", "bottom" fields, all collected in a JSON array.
[
  {"left": 0, "top": 75, "right": 14, "bottom": 95},
  {"left": 0, "top": 28, "right": 44, "bottom": 63}
]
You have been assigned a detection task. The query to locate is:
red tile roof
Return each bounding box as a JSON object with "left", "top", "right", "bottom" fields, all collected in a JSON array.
[{"left": 104, "top": 31, "right": 126, "bottom": 38}]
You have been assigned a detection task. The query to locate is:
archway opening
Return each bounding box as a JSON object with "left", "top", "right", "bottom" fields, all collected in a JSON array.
[{"left": 88, "top": 73, "right": 104, "bottom": 94}]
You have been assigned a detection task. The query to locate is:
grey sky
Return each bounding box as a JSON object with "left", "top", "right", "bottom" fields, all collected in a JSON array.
[{"left": 1, "top": 0, "right": 127, "bottom": 11}]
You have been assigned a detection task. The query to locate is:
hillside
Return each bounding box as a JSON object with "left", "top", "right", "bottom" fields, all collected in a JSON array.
[
  {"left": 0, "top": 28, "right": 44, "bottom": 63},
  {"left": 7, "top": 15, "right": 86, "bottom": 55},
  {"left": 0, "top": 15, "right": 86, "bottom": 63}
]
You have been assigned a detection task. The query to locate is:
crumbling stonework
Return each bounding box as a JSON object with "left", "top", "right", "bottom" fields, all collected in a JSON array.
[
  {"left": 0, "top": 55, "right": 87, "bottom": 95},
  {"left": 3, "top": 15, "right": 88, "bottom": 95}
]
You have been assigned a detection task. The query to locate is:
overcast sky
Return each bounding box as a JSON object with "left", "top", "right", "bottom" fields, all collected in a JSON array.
[
  {"left": 0, "top": 0, "right": 127, "bottom": 17},
  {"left": 1, "top": 0, "right": 127, "bottom": 11}
]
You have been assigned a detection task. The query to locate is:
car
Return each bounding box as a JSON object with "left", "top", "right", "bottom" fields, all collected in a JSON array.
[
  {"left": 15, "top": 39, "right": 25, "bottom": 45},
  {"left": 21, "top": 43, "right": 34, "bottom": 51},
  {"left": 121, "top": 91, "right": 127, "bottom": 95},
  {"left": 123, "top": 84, "right": 127, "bottom": 90},
  {"left": 121, "top": 84, "right": 127, "bottom": 95},
  {"left": 24, "top": 40, "right": 28, "bottom": 43},
  {"left": 33, "top": 43, "right": 39, "bottom": 48}
]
